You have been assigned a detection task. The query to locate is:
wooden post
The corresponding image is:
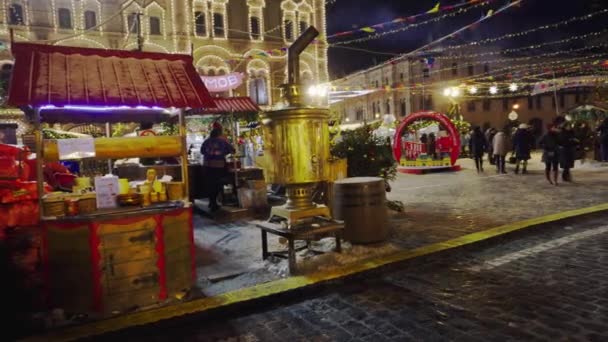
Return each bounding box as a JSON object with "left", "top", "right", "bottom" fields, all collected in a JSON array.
[
  {"left": 34, "top": 107, "right": 44, "bottom": 219},
  {"left": 105, "top": 122, "right": 112, "bottom": 174},
  {"left": 178, "top": 109, "right": 190, "bottom": 203}
]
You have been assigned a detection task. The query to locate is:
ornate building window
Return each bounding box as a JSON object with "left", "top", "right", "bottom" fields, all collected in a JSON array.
[
  {"left": 281, "top": 1, "right": 297, "bottom": 42},
  {"left": 213, "top": 13, "right": 224, "bottom": 37},
  {"left": 451, "top": 62, "right": 458, "bottom": 76},
  {"left": 210, "top": 0, "right": 228, "bottom": 39},
  {"left": 250, "top": 17, "right": 261, "bottom": 40},
  {"left": 144, "top": 2, "right": 165, "bottom": 38},
  {"left": 127, "top": 13, "right": 139, "bottom": 34},
  {"left": 80, "top": 1, "right": 102, "bottom": 32},
  {"left": 247, "top": 0, "right": 265, "bottom": 41},
  {"left": 297, "top": 1, "right": 312, "bottom": 36},
  {"left": 284, "top": 19, "right": 294, "bottom": 41},
  {"left": 149, "top": 17, "right": 161, "bottom": 35},
  {"left": 194, "top": 11, "right": 206, "bottom": 36},
  {"left": 58, "top": 8, "right": 72, "bottom": 29},
  {"left": 8, "top": 4, "right": 24, "bottom": 25},
  {"left": 192, "top": 0, "right": 209, "bottom": 37},
  {"left": 247, "top": 59, "right": 270, "bottom": 106},
  {"left": 249, "top": 78, "right": 268, "bottom": 105},
  {"left": 84, "top": 10, "right": 97, "bottom": 29}
]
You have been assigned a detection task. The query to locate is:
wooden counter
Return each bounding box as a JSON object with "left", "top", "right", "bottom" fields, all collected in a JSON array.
[{"left": 42, "top": 204, "right": 195, "bottom": 314}]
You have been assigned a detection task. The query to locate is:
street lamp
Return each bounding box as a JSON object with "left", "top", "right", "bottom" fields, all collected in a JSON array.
[
  {"left": 513, "top": 103, "right": 520, "bottom": 110},
  {"left": 489, "top": 86, "right": 498, "bottom": 95},
  {"left": 509, "top": 83, "right": 518, "bottom": 92},
  {"left": 469, "top": 86, "right": 478, "bottom": 94}
]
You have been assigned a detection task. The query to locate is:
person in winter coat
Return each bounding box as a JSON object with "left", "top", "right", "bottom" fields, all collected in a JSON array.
[
  {"left": 540, "top": 125, "right": 561, "bottom": 185},
  {"left": 485, "top": 128, "right": 497, "bottom": 165},
  {"left": 469, "top": 126, "right": 488, "bottom": 173},
  {"left": 427, "top": 133, "right": 437, "bottom": 159},
  {"left": 512, "top": 123, "right": 533, "bottom": 174},
  {"left": 492, "top": 129, "right": 508, "bottom": 173},
  {"left": 559, "top": 123, "right": 578, "bottom": 182},
  {"left": 598, "top": 118, "right": 608, "bottom": 162}
]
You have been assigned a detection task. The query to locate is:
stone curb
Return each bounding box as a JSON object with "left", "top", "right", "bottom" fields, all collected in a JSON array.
[{"left": 21, "top": 202, "right": 608, "bottom": 342}]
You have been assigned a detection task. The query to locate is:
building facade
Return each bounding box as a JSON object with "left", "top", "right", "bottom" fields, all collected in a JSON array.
[
  {"left": 330, "top": 49, "right": 593, "bottom": 132},
  {"left": 0, "top": 0, "right": 329, "bottom": 110}
]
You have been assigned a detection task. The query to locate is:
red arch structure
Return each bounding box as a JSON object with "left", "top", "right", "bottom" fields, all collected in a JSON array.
[{"left": 393, "top": 111, "right": 461, "bottom": 167}]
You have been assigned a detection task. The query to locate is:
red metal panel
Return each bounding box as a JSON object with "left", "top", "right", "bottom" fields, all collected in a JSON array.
[
  {"left": 7, "top": 43, "right": 215, "bottom": 109},
  {"left": 191, "top": 97, "right": 260, "bottom": 114}
]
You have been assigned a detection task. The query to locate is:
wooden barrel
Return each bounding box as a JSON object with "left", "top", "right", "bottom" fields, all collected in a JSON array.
[{"left": 332, "top": 177, "right": 388, "bottom": 244}]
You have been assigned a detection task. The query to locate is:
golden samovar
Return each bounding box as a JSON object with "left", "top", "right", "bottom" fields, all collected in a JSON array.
[{"left": 262, "top": 26, "right": 332, "bottom": 225}]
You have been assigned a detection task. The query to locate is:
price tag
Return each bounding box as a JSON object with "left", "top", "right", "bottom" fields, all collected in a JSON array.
[{"left": 57, "top": 138, "right": 96, "bottom": 160}]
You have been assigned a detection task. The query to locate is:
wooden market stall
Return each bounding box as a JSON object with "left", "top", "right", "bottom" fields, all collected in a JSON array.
[
  {"left": 187, "top": 97, "right": 266, "bottom": 210},
  {"left": 6, "top": 43, "right": 216, "bottom": 314}
]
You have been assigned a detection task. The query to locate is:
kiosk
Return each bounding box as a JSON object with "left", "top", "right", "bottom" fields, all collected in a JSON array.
[{"left": 6, "top": 43, "right": 216, "bottom": 314}]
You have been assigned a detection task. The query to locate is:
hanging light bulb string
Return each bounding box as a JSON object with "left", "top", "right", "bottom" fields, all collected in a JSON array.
[
  {"left": 327, "top": 0, "right": 495, "bottom": 40},
  {"left": 437, "top": 8, "right": 608, "bottom": 51},
  {"left": 329, "top": 0, "right": 495, "bottom": 46},
  {"left": 329, "top": 55, "right": 608, "bottom": 94}
]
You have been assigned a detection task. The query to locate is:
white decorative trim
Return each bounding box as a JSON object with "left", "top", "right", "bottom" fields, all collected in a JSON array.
[
  {"left": 53, "top": 36, "right": 107, "bottom": 49},
  {"left": 210, "top": 0, "right": 228, "bottom": 40},
  {"left": 192, "top": 0, "right": 209, "bottom": 38},
  {"left": 144, "top": 1, "right": 166, "bottom": 39},
  {"left": 124, "top": 41, "right": 170, "bottom": 53},
  {"left": 248, "top": 2, "right": 265, "bottom": 42},
  {"left": 79, "top": 0, "right": 102, "bottom": 34},
  {"left": 51, "top": 0, "right": 77, "bottom": 32}
]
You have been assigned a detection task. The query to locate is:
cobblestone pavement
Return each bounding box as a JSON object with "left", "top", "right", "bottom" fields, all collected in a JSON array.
[
  {"left": 105, "top": 212, "right": 608, "bottom": 342},
  {"left": 192, "top": 155, "right": 608, "bottom": 295},
  {"left": 387, "top": 155, "right": 608, "bottom": 249}
]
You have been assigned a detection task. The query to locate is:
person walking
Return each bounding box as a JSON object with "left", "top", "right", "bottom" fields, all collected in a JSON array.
[
  {"left": 485, "top": 127, "right": 497, "bottom": 165},
  {"left": 559, "top": 123, "right": 578, "bottom": 182},
  {"left": 201, "top": 127, "right": 235, "bottom": 211},
  {"left": 492, "top": 129, "right": 508, "bottom": 174},
  {"left": 512, "top": 123, "right": 533, "bottom": 174},
  {"left": 469, "top": 126, "right": 488, "bottom": 173},
  {"left": 598, "top": 118, "right": 608, "bottom": 162},
  {"left": 540, "top": 124, "right": 561, "bottom": 185},
  {"left": 427, "top": 133, "right": 437, "bottom": 159}
]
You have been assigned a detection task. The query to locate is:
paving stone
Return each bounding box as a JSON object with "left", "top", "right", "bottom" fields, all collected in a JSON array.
[{"left": 111, "top": 213, "right": 608, "bottom": 342}]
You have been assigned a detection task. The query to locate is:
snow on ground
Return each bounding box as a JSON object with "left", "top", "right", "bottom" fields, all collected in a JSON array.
[{"left": 193, "top": 153, "right": 608, "bottom": 297}]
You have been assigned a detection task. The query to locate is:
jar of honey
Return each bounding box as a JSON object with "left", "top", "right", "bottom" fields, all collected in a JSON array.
[{"left": 66, "top": 199, "right": 79, "bottom": 216}]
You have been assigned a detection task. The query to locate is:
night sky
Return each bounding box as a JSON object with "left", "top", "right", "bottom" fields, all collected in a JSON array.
[{"left": 326, "top": 0, "right": 606, "bottom": 79}]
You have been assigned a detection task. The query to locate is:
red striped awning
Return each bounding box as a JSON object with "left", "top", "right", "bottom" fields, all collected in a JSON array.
[
  {"left": 191, "top": 97, "right": 261, "bottom": 115},
  {"left": 7, "top": 43, "right": 216, "bottom": 109}
]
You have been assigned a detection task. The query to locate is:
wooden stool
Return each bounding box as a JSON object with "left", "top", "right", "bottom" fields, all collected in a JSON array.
[{"left": 256, "top": 219, "right": 344, "bottom": 275}]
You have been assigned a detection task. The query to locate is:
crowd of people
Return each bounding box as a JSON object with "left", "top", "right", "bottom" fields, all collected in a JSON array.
[{"left": 467, "top": 116, "right": 608, "bottom": 185}]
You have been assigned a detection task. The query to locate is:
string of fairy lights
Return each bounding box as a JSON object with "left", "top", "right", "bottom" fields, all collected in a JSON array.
[
  {"left": 329, "top": 1, "right": 494, "bottom": 46},
  {"left": 328, "top": 55, "right": 608, "bottom": 96}
]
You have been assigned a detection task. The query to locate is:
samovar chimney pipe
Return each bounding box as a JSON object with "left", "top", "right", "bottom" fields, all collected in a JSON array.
[{"left": 287, "top": 27, "right": 319, "bottom": 86}]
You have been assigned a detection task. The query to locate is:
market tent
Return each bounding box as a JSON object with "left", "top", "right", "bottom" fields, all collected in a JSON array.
[
  {"left": 189, "top": 97, "right": 260, "bottom": 115},
  {"left": 7, "top": 42, "right": 216, "bottom": 122}
]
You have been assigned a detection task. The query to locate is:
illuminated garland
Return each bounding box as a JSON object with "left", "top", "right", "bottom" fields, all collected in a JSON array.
[
  {"left": 428, "top": 29, "right": 608, "bottom": 59},
  {"left": 329, "top": 1, "right": 493, "bottom": 46},
  {"left": 405, "top": 43, "right": 608, "bottom": 80},
  {"left": 327, "top": 57, "right": 608, "bottom": 94},
  {"left": 327, "top": 0, "right": 494, "bottom": 39},
  {"left": 436, "top": 8, "right": 608, "bottom": 51}
]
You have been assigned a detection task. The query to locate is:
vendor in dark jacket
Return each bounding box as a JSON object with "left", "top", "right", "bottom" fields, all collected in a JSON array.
[
  {"left": 201, "top": 127, "right": 235, "bottom": 211},
  {"left": 469, "top": 126, "right": 488, "bottom": 173},
  {"left": 512, "top": 123, "right": 533, "bottom": 174}
]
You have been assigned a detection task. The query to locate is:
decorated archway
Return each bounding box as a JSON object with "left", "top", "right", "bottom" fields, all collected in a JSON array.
[{"left": 393, "top": 111, "right": 461, "bottom": 170}]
